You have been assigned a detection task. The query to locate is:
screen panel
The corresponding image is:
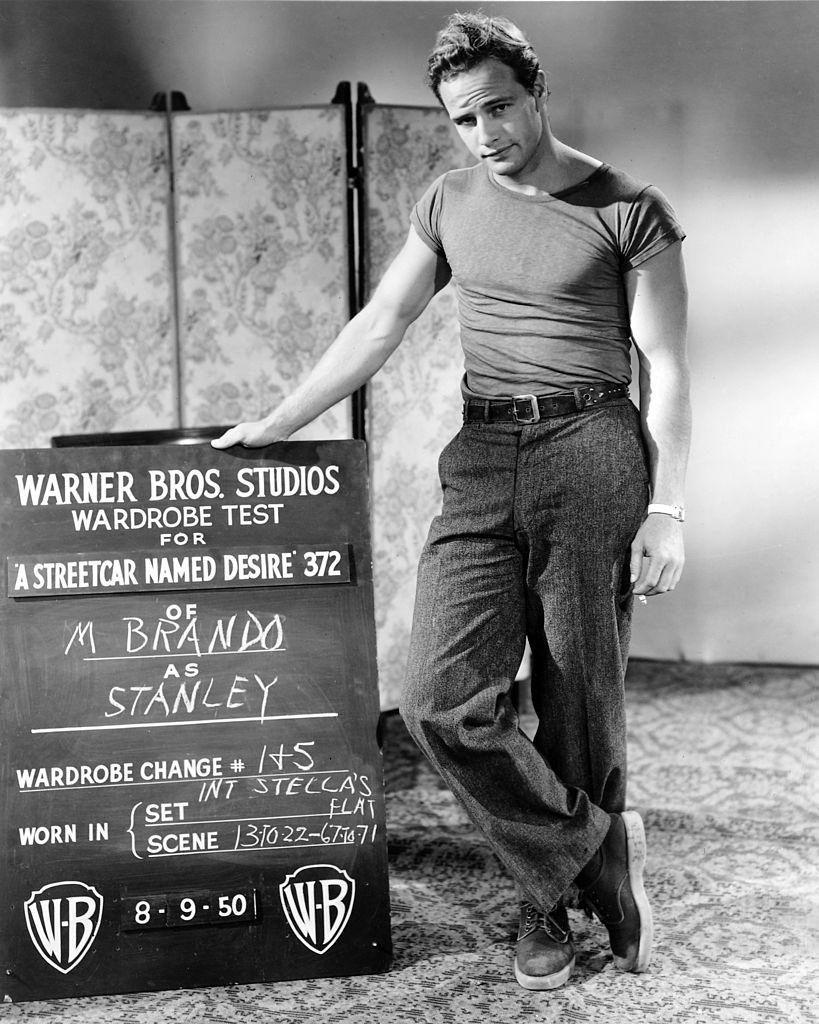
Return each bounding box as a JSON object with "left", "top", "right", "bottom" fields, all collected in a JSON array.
[
  {"left": 172, "top": 108, "right": 352, "bottom": 442},
  {"left": 360, "top": 104, "right": 473, "bottom": 709},
  {"left": 0, "top": 110, "right": 176, "bottom": 448}
]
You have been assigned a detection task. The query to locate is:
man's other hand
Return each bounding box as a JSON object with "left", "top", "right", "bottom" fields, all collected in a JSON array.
[
  {"left": 629, "top": 515, "right": 685, "bottom": 597},
  {"left": 210, "top": 419, "right": 288, "bottom": 450}
]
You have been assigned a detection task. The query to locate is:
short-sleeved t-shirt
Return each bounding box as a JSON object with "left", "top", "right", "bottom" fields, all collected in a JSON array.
[{"left": 410, "top": 162, "right": 685, "bottom": 396}]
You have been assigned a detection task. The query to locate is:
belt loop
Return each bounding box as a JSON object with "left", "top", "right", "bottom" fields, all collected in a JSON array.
[
  {"left": 483, "top": 400, "right": 490, "bottom": 423},
  {"left": 572, "top": 387, "right": 584, "bottom": 412}
]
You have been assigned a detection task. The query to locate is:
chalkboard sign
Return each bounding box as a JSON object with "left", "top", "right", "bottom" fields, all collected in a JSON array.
[{"left": 0, "top": 440, "right": 391, "bottom": 1002}]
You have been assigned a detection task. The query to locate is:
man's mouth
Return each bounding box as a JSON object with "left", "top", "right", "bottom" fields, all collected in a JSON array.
[{"left": 482, "top": 145, "right": 512, "bottom": 160}]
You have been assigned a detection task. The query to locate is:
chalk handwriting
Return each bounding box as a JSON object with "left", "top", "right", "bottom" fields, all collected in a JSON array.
[
  {"left": 106, "top": 674, "right": 277, "bottom": 719},
  {"left": 123, "top": 611, "right": 285, "bottom": 656},
  {"left": 257, "top": 741, "right": 316, "bottom": 772},
  {"left": 250, "top": 772, "right": 372, "bottom": 798}
]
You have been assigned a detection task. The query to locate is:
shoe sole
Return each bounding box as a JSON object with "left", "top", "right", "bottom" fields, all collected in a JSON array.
[
  {"left": 514, "top": 954, "right": 575, "bottom": 990},
  {"left": 617, "top": 810, "right": 653, "bottom": 973}
]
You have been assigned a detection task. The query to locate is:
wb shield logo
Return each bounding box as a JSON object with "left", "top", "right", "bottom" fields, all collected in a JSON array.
[
  {"left": 279, "top": 864, "right": 355, "bottom": 955},
  {"left": 24, "top": 881, "right": 103, "bottom": 974}
]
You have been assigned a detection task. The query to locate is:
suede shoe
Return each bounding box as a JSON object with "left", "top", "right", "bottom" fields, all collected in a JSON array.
[
  {"left": 577, "top": 810, "right": 653, "bottom": 972},
  {"left": 514, "top": 902, "right": 575, "bottom": 990}
]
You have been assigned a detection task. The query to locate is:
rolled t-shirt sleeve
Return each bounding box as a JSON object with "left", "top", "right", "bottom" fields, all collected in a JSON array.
[
  {"left": 410, "top": 174, "right": 447, "bottom": 256},
  {"left": 619, "top": 185, "right": 686, "bottom": 270}
]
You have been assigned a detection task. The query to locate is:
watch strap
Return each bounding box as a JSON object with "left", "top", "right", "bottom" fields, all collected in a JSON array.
[{"left": 647, "top": 503, "right": 685, "bottom": 522}]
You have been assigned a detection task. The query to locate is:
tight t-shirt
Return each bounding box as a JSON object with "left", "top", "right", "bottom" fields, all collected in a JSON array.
[{"left": 410, "top": 162, "right": 685, "bottom": 397}]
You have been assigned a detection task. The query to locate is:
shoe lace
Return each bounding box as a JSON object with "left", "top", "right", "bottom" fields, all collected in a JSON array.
[{"left": 519, "top": 902, "right": 570, "bottom": 943}]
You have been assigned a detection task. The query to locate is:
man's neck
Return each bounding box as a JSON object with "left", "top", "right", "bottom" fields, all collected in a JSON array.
[{"left": 493, "top": 136, "right": 601, "bottom": 197}]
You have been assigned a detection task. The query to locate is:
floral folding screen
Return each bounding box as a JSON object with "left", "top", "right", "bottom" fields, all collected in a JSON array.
[
  {"left": 360, "top": 104, "right": 474, "bottom": 709},
  {"left": 0, "top": 98, "right": 470, "bottom": 708},
  {"left": 0, "top": 110, "right": 177, "bottom": 447},
  {"left": 0, "top": 105, "right": 351, "bottom": 448}
]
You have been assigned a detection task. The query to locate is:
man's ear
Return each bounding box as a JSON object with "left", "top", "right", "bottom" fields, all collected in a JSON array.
[{"left": 532, "top": 70, "right": 548, "bottom": 108}]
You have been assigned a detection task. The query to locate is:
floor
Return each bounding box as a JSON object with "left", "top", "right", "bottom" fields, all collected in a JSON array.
[{"left": 2, "top": 661, "right": 817, "bottom": 1023}]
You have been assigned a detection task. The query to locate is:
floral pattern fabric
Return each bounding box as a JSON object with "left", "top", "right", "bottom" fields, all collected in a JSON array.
[
  {"left": 361, "top": 106, "right": 474, "bottom": 709},
  {"left": 171, "top": 108, "right": 351, "bottom": 440},
  {"left": 0, "top": 110, "right": 176, "bottom": 447}
]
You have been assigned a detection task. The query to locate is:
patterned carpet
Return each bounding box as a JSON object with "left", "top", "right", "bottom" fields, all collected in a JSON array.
[{"left": 3, "top": 661, "right": 817, "bottom": 1023}]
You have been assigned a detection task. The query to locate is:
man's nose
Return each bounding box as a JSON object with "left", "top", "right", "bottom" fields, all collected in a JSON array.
[{"left": 476, "top": 117, "right": 498, "bottom": 148}]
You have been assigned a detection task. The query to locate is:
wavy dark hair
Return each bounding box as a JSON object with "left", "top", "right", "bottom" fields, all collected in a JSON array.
[{"left": 426, "top": 12, "right": 542, "bottom": 103}]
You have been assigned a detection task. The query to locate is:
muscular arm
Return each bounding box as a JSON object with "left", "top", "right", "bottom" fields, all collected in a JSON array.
[
  {"left": 625, "top": 241, "right": 692, "bottom": 596},
  {"left": 212, "top": 230, "right": 449, "bottom": 448}
]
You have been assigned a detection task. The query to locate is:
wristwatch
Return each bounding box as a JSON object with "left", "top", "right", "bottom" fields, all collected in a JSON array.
[{"left": 647, "top": 503, "right": 685, "bottom": 522}]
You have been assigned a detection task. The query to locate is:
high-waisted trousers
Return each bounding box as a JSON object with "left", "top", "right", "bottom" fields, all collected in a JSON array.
[{"left": 400, "top": 400, "right": 649, "bottom": 911}]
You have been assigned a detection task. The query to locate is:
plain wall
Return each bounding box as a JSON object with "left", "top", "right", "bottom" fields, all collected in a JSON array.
[{"left": 1, "top": 0, "right": 817, "bottom": 664}]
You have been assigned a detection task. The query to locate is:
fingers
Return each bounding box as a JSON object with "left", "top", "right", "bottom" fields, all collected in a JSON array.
[
  {"left": 629, "top": 540, "right": 643, "bottom": 588},
  {"left": 630, "top": 516, "right": 685, "bottom": 600},
  {"left": 210, "top": 426, "right": 243, "bottom": 450},
  {"left": 632, "top": 552, "right": 685, "bottom": 598},
  {"left": 210, "top": 422, "right": 272, "bottom": 450}
]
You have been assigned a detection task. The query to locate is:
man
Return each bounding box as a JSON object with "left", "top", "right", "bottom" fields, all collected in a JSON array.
[{"left": 214, "top": 13, "right": 690, "bottom": 991}]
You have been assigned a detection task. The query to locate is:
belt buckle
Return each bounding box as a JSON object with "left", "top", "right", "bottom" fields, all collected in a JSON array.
[{"left": 512, "top": 394, "right": 540, "bottom": 423}]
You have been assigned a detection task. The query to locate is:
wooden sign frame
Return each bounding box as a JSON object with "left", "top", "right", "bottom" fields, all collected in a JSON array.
[{"left": 0, "top": 440, "right": 391, "bottom": 1001}]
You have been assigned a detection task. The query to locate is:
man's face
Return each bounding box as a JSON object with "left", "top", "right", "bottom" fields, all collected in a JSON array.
[{"left": 439, "top": 58, "right": 545, "bottom": 180}]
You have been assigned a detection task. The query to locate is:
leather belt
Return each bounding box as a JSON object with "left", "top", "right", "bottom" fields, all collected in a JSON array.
[{"left": 463, "top": 384, "right": 630, "bottom": 423}]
